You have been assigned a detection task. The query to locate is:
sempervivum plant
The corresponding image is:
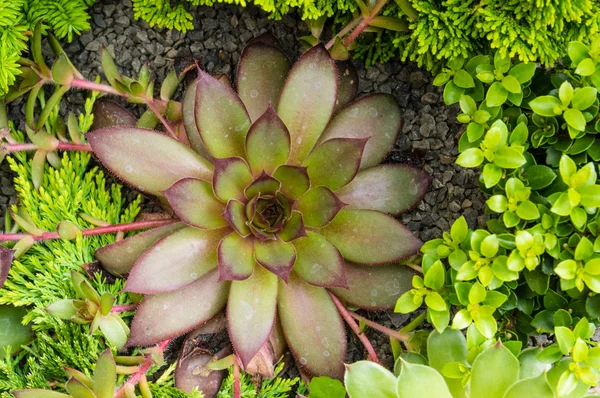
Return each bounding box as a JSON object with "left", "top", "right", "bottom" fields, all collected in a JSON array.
[{"left": 91, "top": 36, "right": 431, "bottom": 379}]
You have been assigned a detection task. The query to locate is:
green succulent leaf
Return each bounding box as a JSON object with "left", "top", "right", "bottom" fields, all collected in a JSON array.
[
  {"left": 279, "top": 211, "right": 307, "bottom": 242},
  {"left": 295, "top": 187, "right": 345, "bottom": 227},
  {"left": 336, "top": 165, "right": 430, "bottom": 215},
  {"left": 572, "top": 87, "right": 597, "bottom": 110},
  {"left": 508, "top": 63, "right": 536, "bottom": 84},
  {"left": 228, "top": 264, "right": 278, "bottom": 367},
  {"left": 66, "top": 378, "right": 96, "bottom": 398},
  {"left": 128, "top": 270, "right": 229, "bottom": 346},
  {"left": 333, "top": 262, "right": 414, "bottom": 310},
  {"left": 13, "top": 390, "right": 71, "bottom": 398},
  {"left": 87, "top": 128, "right": 213, "bottom": 196},
  {"left": 335, "top": 61, "right": 359, "bottom": 112},
  {"left": 272, "top": 165, "right": 310, "bottom": 200},
  {"left": 278, "top": 45, "right": 338, "bottom": 164},
  {"left": 237, "top": 41, "right": 290, "bottom": 122},
  {"left": 212, "top": 157, "right": 253, "bottom": 202},
  {"left": 293, "top": 232, "right": 347, "bottom": 288},
  {"left": 182, "top": 83, "right": 212, "bottom": 160},
  {"left": 504, "top": 373, "right": 554, "bottom": 398},
  {"left": 245, "top": 106, "right": 291, "bottom": 175},
  {"left": 564, "top": 108, "right": 586, "bottom": 131},
  {"left": 245, "top": 172, "right": 281, "bottom": 198},
  {"left": 318, "top": 94, "right": 402, "bottom": 169},
  {"left": 278, "top": 273, "right": 345, "bottom": 379},
  {"left": 320, "top": 210, "right": 422, "bottom": 265},
  {"left": 254, "top": 238, "right": 296, "bottom": 281},
  {"left": 396, "top": 360, "right": 452, "bottom": 398},
  {"left": 217, "top": 232, "right": 255, "bottom": 280},
  {"left": 345, "top": 361, "right": 397, "bottom": 398},
  {"left": 454, "top": 69, "right": 475, "bottom": 89},
  {"left": 164, "top": 178, "right": 227, "bottom": 229},
  {"left": 94, "top": 222, "right": 187, "bottom": 276},
  {"left": 456, "top": 148, "right": 484, "bottom": 168},
  {"left": 470, "top": 343, "right": 519, "bottom": 398},
  {"left": 194, "top": 70, "right": 251, "bottom": 158},
  {"left": 222, "top": 200, "right": 251, "bottom": 237},
  {"left": 304, "top": 138, "right": 367, "bottom": 191},
  {"left": 98, "top": 315, "right": 129, "bottom": 349}
]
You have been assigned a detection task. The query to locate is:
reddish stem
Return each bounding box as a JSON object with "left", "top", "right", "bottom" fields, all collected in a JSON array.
[
  {"left": 6, "top": 142, "right": 93, "bottom": 153},
  {"left": 145, "top": 99, "right": 178, "bottom": 140},
  {"left": 325, "top": 17, "right": 361, "bottom": 49},
  {"left": 328, "top": 291, "right": 379, "bottom": 363},
  {"left": 343, "top": 0, "right": 389, "bottom": 48},
  {"left": 114, "top": 339, "right": 171, "bottom": 398},
  {"left": 0, "top": 219, "right": 178, "bottom": 242},
  {"left": 111, "top": 304, "right": 138, "bottom": 313},
  {"left": 233, "top": 361, "right": 241, "bottom": 398},
  {"left": 71, "top": 79, "right": 124, "bottom": 97},
  {"left": 347, "top": 311, "right": 409, "bottom": 341}
]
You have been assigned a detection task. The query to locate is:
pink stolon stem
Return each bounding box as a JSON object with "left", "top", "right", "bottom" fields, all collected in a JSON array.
[
  {"left": 114, "top": 339, "right": 172, "bottom": 398},
  {"left": 5, "top": 142, "right": 93, "bottom": 153},
  {"left": 328, "top": 291, "right": 379, "bottom": 363},
  {"left": 0, "top": 219, "right": 179, "bottom": 242},
  {"left": 111, "top": 304, "right": 138, "bottom": 313}
]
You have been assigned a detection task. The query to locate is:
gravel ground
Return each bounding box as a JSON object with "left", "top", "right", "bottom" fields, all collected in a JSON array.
[{"left": 3, "top": 0, "right": 487, "bottom": 374}]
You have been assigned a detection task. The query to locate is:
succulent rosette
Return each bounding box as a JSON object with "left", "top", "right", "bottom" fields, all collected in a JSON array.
[{"left": 91, "top": 35, "right": 430, "bottom": 378}]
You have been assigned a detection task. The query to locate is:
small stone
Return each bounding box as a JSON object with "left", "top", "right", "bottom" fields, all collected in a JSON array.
[
  {"left": 93, "top": 14, "right": 106, "bottom": 28},
  {"left": 410, "top": 71, "right": 428, "bottom": 88},
  {"left": 154, "top": 55, "right": 167, "bottom": 67},
  {"left": 136, "top": 30, "right": 149, "bottom": 43},
  {"left": 421, "top": 92, "right": 438, "bottom": 105},
  {"left": 79, "top": 32, "right": 93, "bottom": 46},
  {"left": 115, "top": 16, "right": 130, "bottom": 27},
  {"left": 413, "top": 140, "right": 430, "bottom": 150},
  {"left": 462, "top": 199, "right": 472, "bottom": 208},
  {"left": 85, "top": 41, "right": 101, "bottom": 52},
  {"left": 103, "top": 4, "right": 116, "bottom": 17}
]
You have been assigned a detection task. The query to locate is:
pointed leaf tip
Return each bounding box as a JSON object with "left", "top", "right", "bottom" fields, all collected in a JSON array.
[
  {"left": 278, "top": 44, "right": 338, "bottom": 164},
  {"left": 319, "top": 94, "right": 402, "bottom": 169},
  {"left": 245, "top": 107, "right": 291, "bottom": 176},
  {"left": 237, "top": 42, "right": 290, "bottom": 122},
  {"left": 228, "top": 265, "right": 278, "bottom": 367}
]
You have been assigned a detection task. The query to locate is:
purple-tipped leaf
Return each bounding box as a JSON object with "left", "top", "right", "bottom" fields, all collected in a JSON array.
[
  {"left": 228, "top": 265, "right": 278, "bottom": 367},
  {"left": 128, "top": 269, "right": 229, "bottom": 346},
  {"left": 304, "top": 138, "right": 367, "bottom": 191},
  {"left": 218, "top": 233, "right": 255, "bottom": 281},
  {"left": 278, "top": 211, "right": 307, "bottom": 242},
  {"left": 88, "top": 128, "right": 213, "bottom": 196},
  {"left": 90, "top": 100, "right": 136, "bottom": 130},
  {"left": 222, "top": 199, "right": 251, "bottom": 237},
  {"left": 245, "top": 107, "right": 291, "bottom": 175},
  {"left": 272, "top": 165, "right": 310, "bottom": 200},
  {"left": 248, "top": 33, "right": 283, "bottom": 49},
  {"left": 0, "top": 246, "right": 15, "bottom": 288},
  {"left": 293, "top": 232, "right": 347, "bottom": 288},
  {"left": 254, "top": 238, "right": 296, "bottom": 281},
  {"left": 331, "top": 262, "right": 415, "bottom": 310},
  {"left": 319, "top": 210, "right": 422, "bottom": 265},
  {"left": 277, "top": 45, "right": 338, "bottom": 164},
  {"left": 334, "top": 61, "right": 359, "bottom": 113},
  {"left": 95, "top": 222, "right": 185, "bottom": 275},
  {"left": 294, "top": 187, "right": 345, "bottom": 227},
  {"left": 319, "top": 94, "right": 402, "bottom": 169},
  {"left": 195, "top": 71, "right": 251, "bottom": 158},
  {"left": 125, "top": 227, "right": 227, "bottom": 294},
  {"left": 164, "top": 178, "right": 227, "bottom": 229},
  {"left": 278, "top": 273, "right": 346, "bottom": 379},
  {"left": 182, "top": 83, "right": 213, "bottom": 161},
  {"left": 212, "top": 157, "right": 253, "bottom": 202},
  {"left": 245, "top": 172, "right": 281, "bottom": 199},
  {"left": 335, "top": 165, "right": 431, "bottom": 215},
  {"left": 237, "top": 43, "right": 290, "bottom": 122}
]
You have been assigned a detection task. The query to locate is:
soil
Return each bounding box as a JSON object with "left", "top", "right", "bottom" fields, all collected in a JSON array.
[{"left": 2, "top": 0, "right": 489, "bottom": 382}]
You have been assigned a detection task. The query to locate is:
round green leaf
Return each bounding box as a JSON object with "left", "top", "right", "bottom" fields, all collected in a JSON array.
[
  {"left": 529, "top": 96, "right": 562, "bottom": 117},
  {"left": 345, "top": 361, "right": 397, "bottom": 398},
  {"left": 486, "top": 82, "right": 508, "bottom": 107},
  {"left": 453, "top": 69, "right": 475, "bottom": 89},
  {"left": 456, "top": 148, "right": 484, "bottom": 168},
  {"left": 470, "top": 343, "right": 519, "bottom": 398},
  {"left": 564, "top": 108, "right": 586, "bottom": 131}
]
